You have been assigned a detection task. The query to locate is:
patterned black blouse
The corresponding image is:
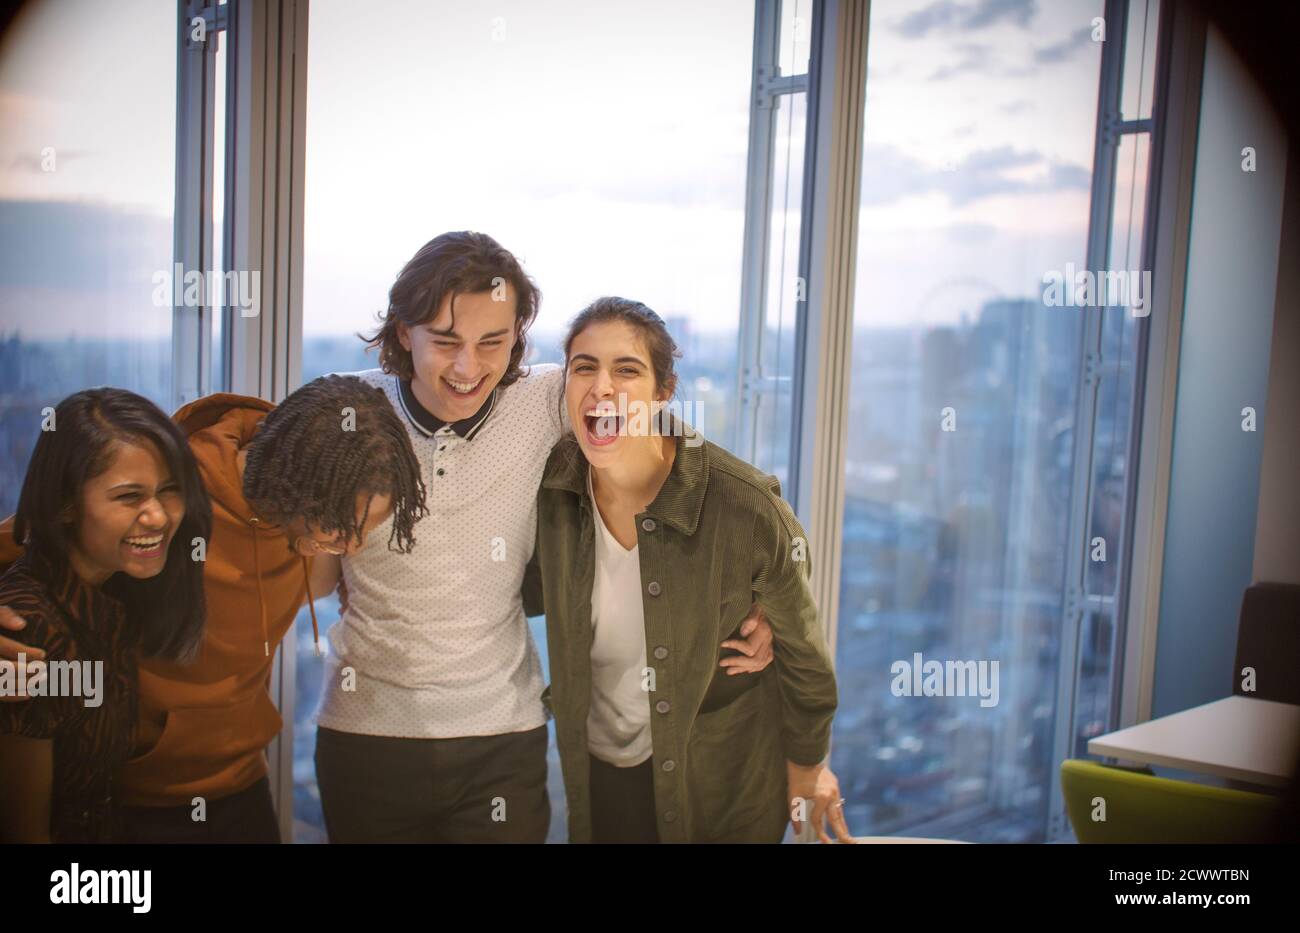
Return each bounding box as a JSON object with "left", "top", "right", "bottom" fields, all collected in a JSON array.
[{"left": 0, "top": 550, "right": 139, "bottom": 843}]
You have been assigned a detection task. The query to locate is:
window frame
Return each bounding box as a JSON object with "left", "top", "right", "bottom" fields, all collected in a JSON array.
[
  {"left": 171, "top": 0, "right": 229, "bottom": 411},
  {"left": 172, "top": 0, "right": 310, "bottom": 841},
  {"left": 199, "top": 0, "right": 1191, "bottom": 844}
]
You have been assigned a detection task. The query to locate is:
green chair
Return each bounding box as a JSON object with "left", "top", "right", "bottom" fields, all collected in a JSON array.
[{"left": 1060, "top": 759, "right": 1284, "bottom": 843}]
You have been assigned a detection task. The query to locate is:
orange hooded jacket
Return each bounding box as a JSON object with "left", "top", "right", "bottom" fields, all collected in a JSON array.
[{"left": 0, "top": 393, "right": 320, "bottom": 807}]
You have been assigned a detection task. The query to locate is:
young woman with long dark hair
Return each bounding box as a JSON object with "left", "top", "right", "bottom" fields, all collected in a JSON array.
[
  {"left": 0, "top": 388, "right": 210, "bottom": 842},
  {"left": 530, "top": 298, "right": 854, "bottom": 843}
]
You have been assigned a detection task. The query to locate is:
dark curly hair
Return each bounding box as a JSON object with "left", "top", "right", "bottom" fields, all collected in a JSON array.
[
  {"left": 361, "top": 231, "right": 541, "bottom": 386},
  {"left": 241, "top": 375, "right": 428, "bottom": 553},
  {"left": 14, "top": 387, "right": 211, "bottom": 662}
]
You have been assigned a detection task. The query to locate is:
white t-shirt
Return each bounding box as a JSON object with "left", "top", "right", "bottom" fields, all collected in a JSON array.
[
  {"left": 585, "top": 465, "right": 653, "bottom": 766},
  {"left": 315, "top": 364, "right": 564, "bottom": 739}
]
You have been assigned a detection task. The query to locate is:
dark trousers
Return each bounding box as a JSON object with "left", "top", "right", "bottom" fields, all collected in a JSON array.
[
  {"left": 590, "top": 755, "right": 660, "bottom": 844},
  {"left": 118, "top": 775, "right": 281, "bottom": 844},
  {"left": 315, "top": 724, "right": 550, "bottom": 843}
]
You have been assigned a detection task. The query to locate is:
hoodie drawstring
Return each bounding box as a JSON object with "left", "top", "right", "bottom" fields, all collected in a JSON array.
[
  {"left": 249, "top": 518, "right": 271, "bottom": 657},
  {"left": 247, "top": 517, "right": 321, "bottom": 658}
]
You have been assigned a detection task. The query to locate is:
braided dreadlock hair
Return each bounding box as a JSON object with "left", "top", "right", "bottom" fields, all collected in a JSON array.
[{"left": 242, "top": 375, "right": 428, "bottom": 552}]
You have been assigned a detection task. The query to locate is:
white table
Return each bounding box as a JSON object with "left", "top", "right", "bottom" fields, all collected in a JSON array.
[{"left": 1088, "top": 695, "right": 1300, "bottom": 788}]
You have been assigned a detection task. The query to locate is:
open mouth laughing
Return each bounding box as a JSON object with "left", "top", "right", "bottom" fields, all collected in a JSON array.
[
  {"left": 583, "top": 405, "right": 625, "bottom": 447},
  {"left": 123, "top": 532, "right": 168, "bottom": 561}
]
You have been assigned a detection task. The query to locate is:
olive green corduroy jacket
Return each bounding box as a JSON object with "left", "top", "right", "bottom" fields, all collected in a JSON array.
[{"left": 524, "top": 428, "right": 838, "bottom": 843}]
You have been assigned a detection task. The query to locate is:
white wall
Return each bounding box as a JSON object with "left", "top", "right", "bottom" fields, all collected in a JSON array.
[
  {"left": 1252, "top": 150, "right": 1300, "bottom": 585},
  {"left": 1153, "top": 24, "right": 1289, "bottom": 717}
]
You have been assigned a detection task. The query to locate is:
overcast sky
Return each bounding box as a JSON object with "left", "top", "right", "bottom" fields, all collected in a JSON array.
[{"left": 0, "top": 0, "right": 1146, "bottom": 340}]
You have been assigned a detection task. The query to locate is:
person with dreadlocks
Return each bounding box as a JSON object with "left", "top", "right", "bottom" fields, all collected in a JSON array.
[{"left": 0, "top": 374, "right": 427, "bottom": 843}]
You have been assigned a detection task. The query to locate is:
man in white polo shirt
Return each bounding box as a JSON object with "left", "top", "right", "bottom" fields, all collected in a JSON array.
[{"left": 308, "top": 231, "right": 773, "bottom": 843}]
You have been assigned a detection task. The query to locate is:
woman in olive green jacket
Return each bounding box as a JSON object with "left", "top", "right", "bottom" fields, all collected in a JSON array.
[{"left": 527, "top": 297, "right": 852, "bottom": 844}]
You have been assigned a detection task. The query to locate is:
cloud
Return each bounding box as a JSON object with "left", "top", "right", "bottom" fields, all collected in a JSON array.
[
  {"left": 897, "top": 0, "right": 1037, "bottom": 39},
  {"left": 927, "top": 41, "right": 990, "bottom": 80},
  {"left": 860, "top": 143, "right": 1091, "bottom": 207},
  {"left": 1043, "top": 161, "right": 1091, "bottom": 190},
  {"left": 947, "top": 221, "right": 999, "bottom": 242},
  {"left": 1034, "top": 26, "right": 1094, "bottom": 63},
  {"left": 925, "top": 39, "right": 1039, "bottom": 81},
  {"left": 963, "top": 0, "right": 1037, "bottom": 30}
]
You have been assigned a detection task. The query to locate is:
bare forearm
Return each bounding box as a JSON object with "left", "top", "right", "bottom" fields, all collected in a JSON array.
[
  {"left": 306, "top": 553, "right": 342, "bottom": 604},
  {"left": 0, "top": 733, "right": 53, "bottom": 842}
]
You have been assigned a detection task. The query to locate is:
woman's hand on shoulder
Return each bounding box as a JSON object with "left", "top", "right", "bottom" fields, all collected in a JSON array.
[
  {"left": 0, "top": 606, "right": 47, "bottom": 702},
  {"left": 719, "top": 603, "right": 774, "bottom": 674}
]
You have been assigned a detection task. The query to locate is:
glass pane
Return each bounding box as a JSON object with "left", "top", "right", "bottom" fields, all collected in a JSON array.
[
  {"left": 753, "top": 90, "right": 806, "bottom": 489},
  {"left": 1086, "top": 132, "right": 1149, "bottom": 598},
  {"left": 1086, "top": 325, "right": 1131, "bottom": 601},
  {"left": 0, "top": 0, "right": 177, "bottom": 515},
  {"left": 211, "top": 28, "right": 227, "bottom": 392},
  {"left": 294, "top": 0, "right": 755, "bottom": 842},
  {"left": 1073, "top": 609, "right": 1114, "bottom": 763},
  {"left": 834, "top": 0, "right": 1106, "bottom": 842},
  {"left": 1120, "top": 0, "right": 1160, "bottom": 121},
  {"left": 778, "top": 0, "right": 812, "bottom": 77}
]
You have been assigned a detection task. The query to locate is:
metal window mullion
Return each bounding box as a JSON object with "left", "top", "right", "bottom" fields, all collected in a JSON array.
[
  {"left": 1078, "top": 0, "right": 1172, "bottom": 793},
  {"left": 1111, "top": 117, "right": 1154, "bottom": 137},
  {"left": 223, "top": 0, "right": 310, "bottom": 842},
  {"left": 735, "top": 0, "right": 783, "bottom": 460},
  {"left": 273, "top": 2, "right": 308, "bottom": 400},
  {"left": 762, "top": 74, "right": 810, "bottom": 98},
  {"left": 793, "top": 0, "right": 869, "bottom": 659},
  {"left": 1046, "top": 0, "right": 1131, "bottom": 841},
  {"left": 225, "top": 0, "right": 263, "bottom": 399},
  {"left": 171, "top": 0, "right": 220, "bottom": 412},
  {"left": 1119, "top": 0, "right": 1204, "bottom": 732},
  {"left": 786, "top": 0, "right": 824, "bottom": 511}
]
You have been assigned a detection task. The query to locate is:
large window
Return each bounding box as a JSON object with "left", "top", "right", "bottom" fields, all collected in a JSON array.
[
  {"left": 735, "top": 0, "right": 812, "bottom": 491},
  {"left": 291, "top": 0, "right": 757, "bottom": 842},
  {"left": 0, "top": 0, "right": 1172, "bottom": 847},
  {"left": 0, "top": 0, "right": 177, "bottom": 514},
  {"left": 1054, "top": 0, "right": 1159, "bottom": 835},
  {"left": 830, "top": 0, "right": 1157, "bottom": 842}
]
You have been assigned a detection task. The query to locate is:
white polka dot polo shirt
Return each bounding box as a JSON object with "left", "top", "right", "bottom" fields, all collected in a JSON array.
[{"left": 315, "top": 363, "right": 565, "bottom": 739}]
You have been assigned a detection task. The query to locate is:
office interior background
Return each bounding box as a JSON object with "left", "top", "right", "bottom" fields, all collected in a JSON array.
[{"left": 0, "top": 0, "right": 1295, "bottom": 843}]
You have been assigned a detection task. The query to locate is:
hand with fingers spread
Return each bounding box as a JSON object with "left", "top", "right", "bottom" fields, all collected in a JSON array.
[
  {"left": 0, "top": 605, "right": 45, "bottom": 703},
  {"left": 788, "top": 759, "right": 857, "bottom": 844},
  {"left": 719, "top": 603, "right": 774, "bottom": 675}
]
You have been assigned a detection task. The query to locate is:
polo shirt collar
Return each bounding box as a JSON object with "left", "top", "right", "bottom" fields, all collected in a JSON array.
[
  {"left": 397, "top": 376, "right": 498, "bottom": 440},
  {"left": 542, "top": 413, "right": 708, "bottom": 535}
]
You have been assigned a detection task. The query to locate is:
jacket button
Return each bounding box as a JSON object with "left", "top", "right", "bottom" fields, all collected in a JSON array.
[
  {"left": 436, "top": 468, "right": 445, "bottom": 476},
  {"left": 653, "top": 646, "right": 669, "bottom": 660},
  {"left": 647, "top": 581, "right": 662, "bottom": 597},
  {"left": 661, "top": 759, "right": 676, "bottom": 772},
  {"left": 641, "top": 518, "right": 656, "bottom": 532},
  {"left": 655, "top": 700, "right": 670, "bottom": 714},
  {"left": 663, "top": 810, "right": 677, "bottom": 823}
]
